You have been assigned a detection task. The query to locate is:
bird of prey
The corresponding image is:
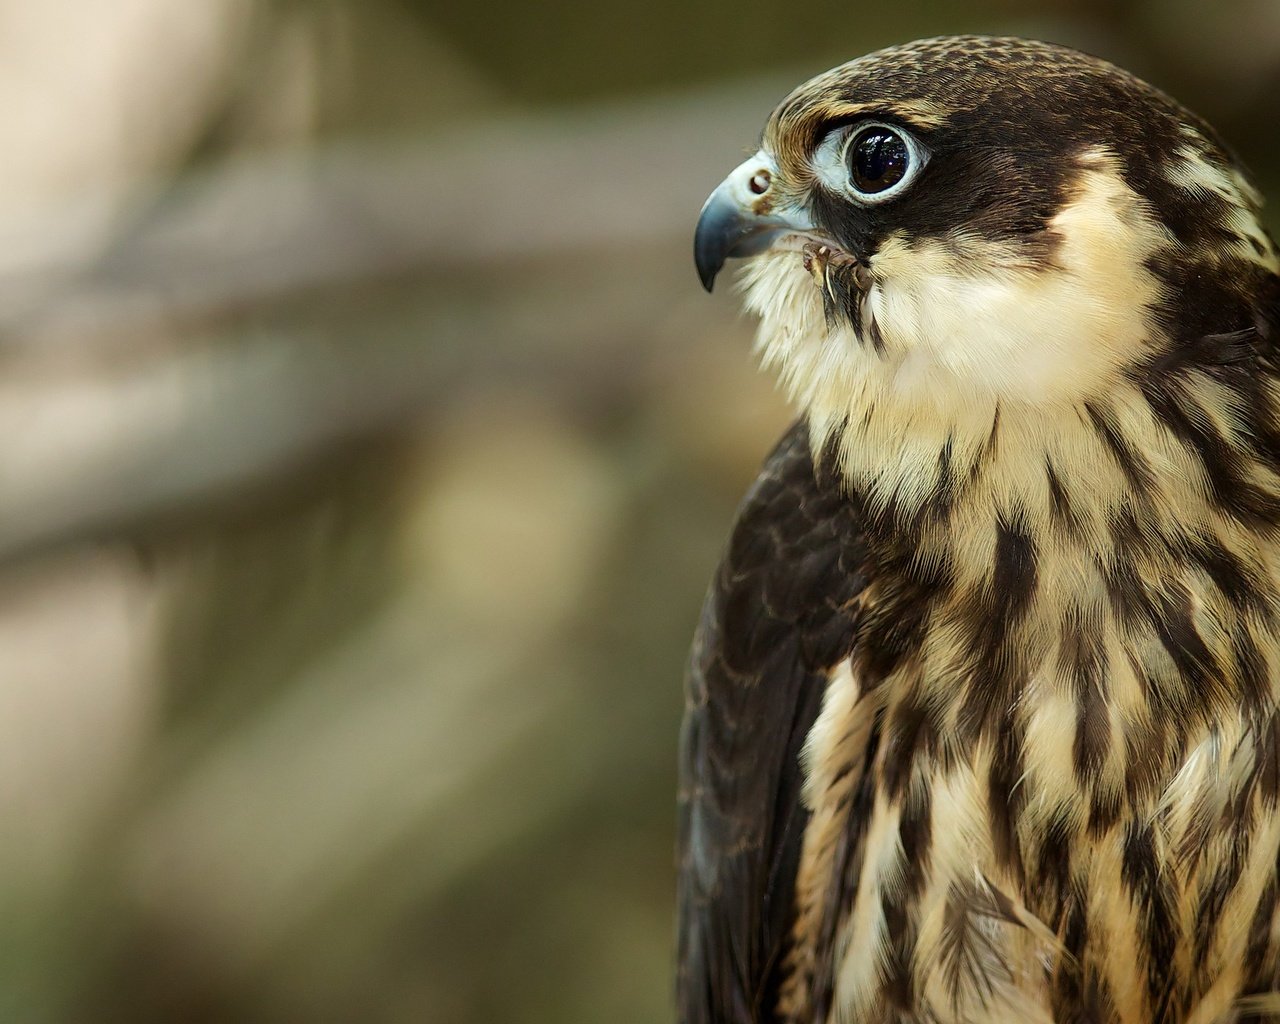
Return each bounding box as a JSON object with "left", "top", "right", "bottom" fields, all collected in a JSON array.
[{"left": 677, "top": 36, "right": 1280, "bottom": 1024}]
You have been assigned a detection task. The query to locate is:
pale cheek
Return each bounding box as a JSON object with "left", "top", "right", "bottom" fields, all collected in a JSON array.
[
  {"left": 865, "top": 163, "right": 1172, "bottom": 405},
  {"left": 873, "top": 270, "right": 1131, "bottom": 404}
]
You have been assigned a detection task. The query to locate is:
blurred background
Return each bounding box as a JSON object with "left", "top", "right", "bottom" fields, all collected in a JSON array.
[{"left": 2, "top": 2, "right": 1279, "bottom": 1021}]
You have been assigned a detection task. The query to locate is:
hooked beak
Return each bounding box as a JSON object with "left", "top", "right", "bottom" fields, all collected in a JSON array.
[{"left": 694, "top": 152, "right": 814, "bottom": 292}]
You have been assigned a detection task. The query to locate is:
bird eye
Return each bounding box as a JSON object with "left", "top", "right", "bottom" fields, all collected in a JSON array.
[
  {"left": 837, "top": 123, "right": 926, "bottom": 202},
  {"left": 809, "top": 120, "right": 927, "bottom": 201},
  {"left": 848, "top": 126, "right": 912, "bottom": 194}
]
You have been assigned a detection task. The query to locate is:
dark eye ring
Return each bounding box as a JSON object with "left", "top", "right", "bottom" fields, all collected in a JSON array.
[{"left": 845, "top": 124, "right": 924, "bottom": 200}]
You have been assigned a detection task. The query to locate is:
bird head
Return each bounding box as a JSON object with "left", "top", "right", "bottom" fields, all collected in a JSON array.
[{"left": 695, "top": 37, "right": 1279, "bottom": 426}]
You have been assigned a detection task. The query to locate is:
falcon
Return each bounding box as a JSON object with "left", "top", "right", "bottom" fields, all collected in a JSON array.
[{"left": 677, "top": 36, "right": 1280, "bottom": 1024}]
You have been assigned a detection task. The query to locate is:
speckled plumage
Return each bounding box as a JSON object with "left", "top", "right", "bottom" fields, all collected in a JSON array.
[{"left": 678, "top": 36, "right": 1280, "bottom": 1024}]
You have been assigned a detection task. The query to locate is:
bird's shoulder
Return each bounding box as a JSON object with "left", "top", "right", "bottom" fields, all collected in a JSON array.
[{"left": 676, "top": 419, "right": 869, "bottom": 1024}]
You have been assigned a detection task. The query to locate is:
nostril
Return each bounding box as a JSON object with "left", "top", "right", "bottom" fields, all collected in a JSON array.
[{"left": 748, "top": 170, "right": 771, "bottom": 195}]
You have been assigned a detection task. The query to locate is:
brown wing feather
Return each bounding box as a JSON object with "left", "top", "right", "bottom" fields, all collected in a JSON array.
[{"left": 676, "top": 421, "right": 869, "bottom": 1023}]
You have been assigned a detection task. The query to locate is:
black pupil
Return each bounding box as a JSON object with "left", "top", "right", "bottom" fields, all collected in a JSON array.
[{"left": 850, "top": 129, "right": 909, "bottom": 194}]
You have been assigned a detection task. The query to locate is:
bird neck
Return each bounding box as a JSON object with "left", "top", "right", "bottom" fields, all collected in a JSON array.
[
  {"left": 806, "top": 268, "right": 1280, "bottom": 586},
  {"left": 820, "top": 364, "right": 1280, "bottom": 573},
  {"left": 810, "top": 309, "right": 1280, "bottom": 750}
]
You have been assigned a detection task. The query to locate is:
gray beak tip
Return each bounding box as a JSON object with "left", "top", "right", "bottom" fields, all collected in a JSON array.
[
  {"left": 693, "top": 153, "right": 802, "bottom": 296},
  {"left": 694, "top": 201, "right": 731, "bottom": 293}
]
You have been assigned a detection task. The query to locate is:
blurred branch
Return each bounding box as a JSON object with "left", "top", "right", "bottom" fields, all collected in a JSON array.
[
  {"left": 0, "top": 80, "right": 786, "bottom": 345},
  {"left": 0, "top": 81, "right": 792, "bottom": 566}
]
